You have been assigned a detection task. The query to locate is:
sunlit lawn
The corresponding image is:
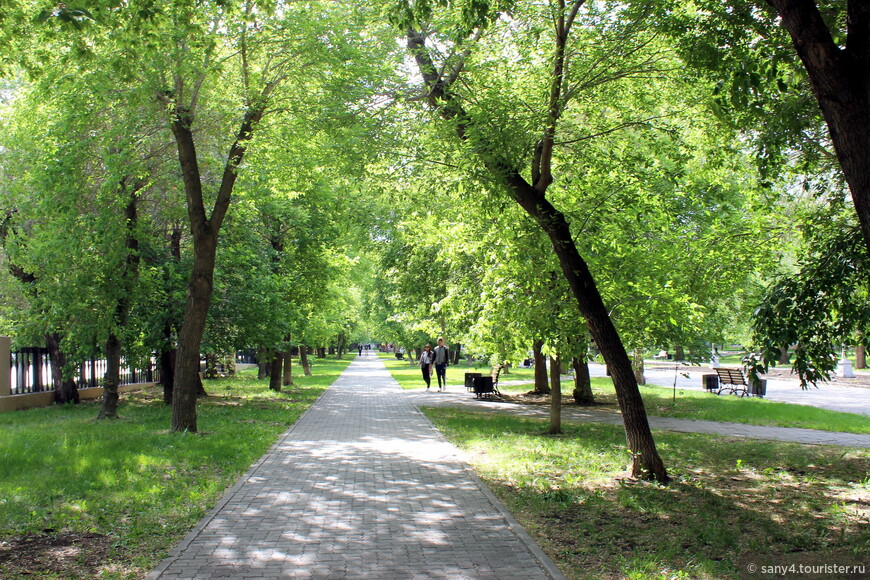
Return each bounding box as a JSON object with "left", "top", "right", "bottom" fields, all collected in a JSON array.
[
  {"left": 0, "top": 357, "right": 351, "bottom": 578},
  {"left": 424, "top": 408, "right": 870, "bottom": 579},
  {"left": 381, "top": 355, "right": 870, "bottom": 434}
]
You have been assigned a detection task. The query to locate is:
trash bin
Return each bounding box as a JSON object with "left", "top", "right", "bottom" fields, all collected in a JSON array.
[
  {"left": 702, "top": 374, "right": 719, "bottom": 392},
  {"left": 464, "top": 372, "right": 482, "bottom": 392},
  {"left": 749, "top": 379, "right": 766, "bottom": 398}
]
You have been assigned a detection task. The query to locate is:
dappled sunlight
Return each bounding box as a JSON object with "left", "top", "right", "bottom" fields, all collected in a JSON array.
[{"left": 152, "top": 356, "right": 556, "bottom": 578}]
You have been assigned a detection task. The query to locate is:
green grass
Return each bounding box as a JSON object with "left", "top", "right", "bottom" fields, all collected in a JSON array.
[
  {"left": 0, "top": 357, "right": 351, "bottom": 578},
  {"left": 381, "top": 355, "right": 870, "bottom": 434},
  {"left": 630, "top": 379, "right": 870, "bottom": 434},
  {"left": 423, "top": 408, "right": 870, "bottom": 579}
]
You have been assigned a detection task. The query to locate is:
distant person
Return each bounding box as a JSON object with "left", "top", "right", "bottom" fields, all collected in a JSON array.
[
  {"left": 419, "top": 344, "right": 435, "bottom": 390},
  {"left": 433, "top": 338, "right": 449, "bottom": 391},
  {"left": 358, "top": 344, "right": 362, "bottom": 357}
]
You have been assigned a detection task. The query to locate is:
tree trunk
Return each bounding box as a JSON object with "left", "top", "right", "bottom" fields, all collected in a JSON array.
[
  {"left": 533, "top": 339, "right": 550, "bottom": 394},
  {"left": 856, "top": 345, "right": 866, "bottom": 369},
  {"left": 160, "top": 346, "right": 176, "bottom": 405},
  {"left": 549, "top": 353, "right": 562, "bottom": 435},
  {"left": 768, "top": 1, "right": 870, "bottom": 257},
  {"left": 451, "top": 343, "right": 462, "bottom": 365},
  {"left": 674, "top": 345, "right": 685, "bottom": 362},
  {"left": 407, "top": 25, "right": 668, "bottom": 482},
  {"left": 160, "top": 226, "right": 182, "bottom": 406},
  {"left": 282, "top": 349, "right": 293, "bottom": 386},
  {"left": 169, "top": 99, "right": 265, "bottom": 433},
  {"left": 269, "top": 354, "right": 282, "bottom": 391},
  {"left": 98, "top": 333, "right": 122, "bottom": 418},
  {"left": 778, "top": 345, "right": 791, "bottom": 365},
  {"left": 300, "top": 345, "right": 313, "bottom": 376},
  {"left": 45, "top": 333, "right": 79, "bottom": 405},
  {"left": 507, "top": 181, "right": 668, "bottom": 481},
  {"left": 257, "top": 347, "right": 269, "bottom": 379},
  {"left": 572, "top": 356, "right": 595, "bottom": 405},
  {"left": 632, "top": 349, "right": 646, "bottom": 386}
]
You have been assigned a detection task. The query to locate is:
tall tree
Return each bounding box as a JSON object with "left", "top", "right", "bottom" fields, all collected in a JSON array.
[{"left": 397, "top": 0, "right": 670, "bottom": 481}]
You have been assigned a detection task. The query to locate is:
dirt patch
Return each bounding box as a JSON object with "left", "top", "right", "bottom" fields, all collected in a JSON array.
[{"left": 0, "top": 531, "right": 115, "bottom": 578}]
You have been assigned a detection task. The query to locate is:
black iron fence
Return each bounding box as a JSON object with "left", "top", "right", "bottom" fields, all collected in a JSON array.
[{"left": 9, "top": 348, "right": 160, "bottom": 395}]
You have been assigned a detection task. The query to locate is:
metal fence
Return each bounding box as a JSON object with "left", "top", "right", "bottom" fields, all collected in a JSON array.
[{"left": 10, "top": 348, "right": 160, "bottom": 395}]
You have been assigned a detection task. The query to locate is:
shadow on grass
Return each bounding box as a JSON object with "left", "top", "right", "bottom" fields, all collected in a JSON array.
[{"left": 425, "top": 408, "right": 870, "bottom": 579}]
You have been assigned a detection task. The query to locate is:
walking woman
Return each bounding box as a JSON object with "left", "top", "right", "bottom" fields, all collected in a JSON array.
[{"left": 419, "top": 344, "right": 435, "bottom": 390}]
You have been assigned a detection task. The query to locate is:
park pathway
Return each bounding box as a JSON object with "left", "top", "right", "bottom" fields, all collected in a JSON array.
[{"left": 146, "top": 354, "right": 565, "bottom": 580}]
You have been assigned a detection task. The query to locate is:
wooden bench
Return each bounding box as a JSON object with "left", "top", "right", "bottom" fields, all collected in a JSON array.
[
  {"left": 468, "top": 364, "right": 503, "bottom": 399},
  {"left": 713, "top": 368, "right": 749, "bottom": 397},
  {"left": 653, "top": 350, "right": 671, "bottom": 360}
]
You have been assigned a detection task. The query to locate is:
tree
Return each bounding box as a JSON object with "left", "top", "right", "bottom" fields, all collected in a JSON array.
[
  {"left": 397, "top": 0, "right": 670, "bottom": 481},
  {"left": 754, "top": 210, "right": 870, "bottom": 386}
]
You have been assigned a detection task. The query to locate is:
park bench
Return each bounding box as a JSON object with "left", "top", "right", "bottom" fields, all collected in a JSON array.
[
  {"left": 712, "top": 367, "right": 766, "bottom": 397},
  {"left": 465, "top": 364, "right": 504, "bottom": 399},
  {"left": 653, "top": 350, "right": 671, "bottom": 360}
]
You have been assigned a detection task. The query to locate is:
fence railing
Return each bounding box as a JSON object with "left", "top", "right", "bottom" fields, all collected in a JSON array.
[{"left": 7, "top": 341, "right": 159, "bottom": 396}]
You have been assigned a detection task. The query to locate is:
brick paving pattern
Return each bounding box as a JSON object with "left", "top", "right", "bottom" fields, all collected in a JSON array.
[{"left": 147, "top": 355, "right": 565, "bottom": 579}]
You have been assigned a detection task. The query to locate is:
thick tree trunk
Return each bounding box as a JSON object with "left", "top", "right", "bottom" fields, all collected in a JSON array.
[
  {"left": 451, "top": 343, "right": 462, "bottom": 365},
  {"left": 674, "top": 345, "right": 685, "bottom": 362},
  {"left": 549, "top": 354, "right": 562, "bottom": 435},
  {"left": 769, "top": 0, "right": 870, "bottom": 257},
  {"left": 172, "top": 230, "right": 218, "bottom": 432},
  {"left": 269, "top": 354, "right": 282, "bottom": 391},
  {"left": 507, "top": 180, "right": 668, "bottom": 481},
  {"left": 45, "top": 333, "right": 79, "bottom": 405},
  {"left": 779, "top": 345, "right": 791, "bottom": 365},
  {"left": 856, "top": 345, "right": 866, "bottom": 369},
  {"left": 533, "top": 339, "right": 550, "bottom": 394},
  {"left": 282, "top": 349, "right": 293, "bottom": 386},
  {"left": 99, "top": 333, "right": 122, "bottom": 419},
  {"left": 300, "top": 345, "right": 313, "bottom": 376},
  {"left": 572, "top": 356, "right": 595, "bottom": 404}
]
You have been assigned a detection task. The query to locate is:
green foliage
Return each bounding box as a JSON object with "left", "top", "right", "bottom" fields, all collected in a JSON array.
[{"left": 754, "top": 217, "right": 870, "bottom": 386}]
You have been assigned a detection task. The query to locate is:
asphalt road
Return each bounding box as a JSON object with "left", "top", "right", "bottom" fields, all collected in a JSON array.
[{"left": 593, "top": 363, "right": 870, "bottom": 418}]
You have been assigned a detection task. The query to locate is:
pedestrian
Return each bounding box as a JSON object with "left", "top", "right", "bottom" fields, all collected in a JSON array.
[
  {"left": 419, "top": 344, "right": 435, "bottom": 390},
  {"left": 358, "top": 344, "right": 362, "bottom": 357},
  {"left": 433, "top": 338, "right": 449, "bottom": 391}
]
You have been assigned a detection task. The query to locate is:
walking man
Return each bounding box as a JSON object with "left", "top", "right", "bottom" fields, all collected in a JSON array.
[{"left": 433, "top": 338, "right": 449, "bottom": 391}]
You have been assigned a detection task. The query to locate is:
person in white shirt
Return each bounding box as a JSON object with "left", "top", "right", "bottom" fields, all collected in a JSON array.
[{"left": 419, "top": 344, "right": 435, "bottom": 390}]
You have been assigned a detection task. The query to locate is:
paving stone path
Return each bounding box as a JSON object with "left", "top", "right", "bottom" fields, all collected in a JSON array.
[{"left": 147, "top": 355, "right": 565, "bottom": 580}]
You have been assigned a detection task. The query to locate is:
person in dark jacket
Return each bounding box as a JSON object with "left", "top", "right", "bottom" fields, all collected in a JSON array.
[{"left": 433, "top": 338, "right": 450, "bottom": 391}]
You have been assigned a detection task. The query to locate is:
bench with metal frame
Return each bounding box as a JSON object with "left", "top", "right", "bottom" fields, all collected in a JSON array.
[
  {"left": 466, "top": 364, "right": 504, "bottom": 399},
  {"left": 713, "top": 368, "right": 750, "bottom": 397}
]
